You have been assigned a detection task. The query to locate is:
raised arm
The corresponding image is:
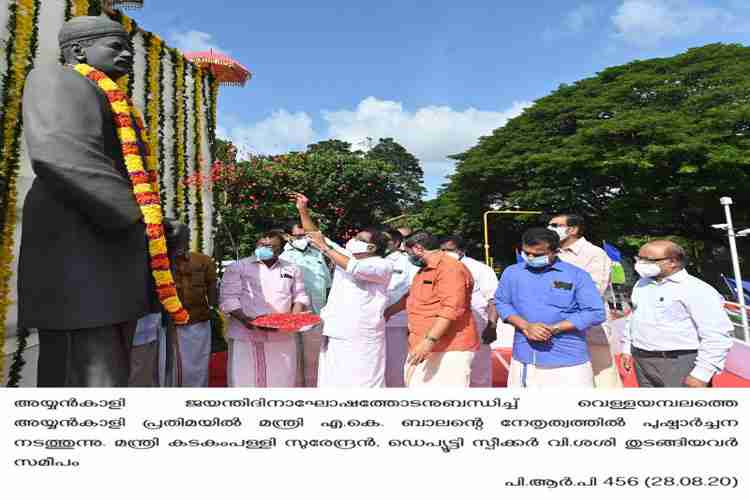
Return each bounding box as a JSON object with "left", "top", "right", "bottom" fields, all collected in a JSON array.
[{"left": 290, "top": 192, "right": 319, "bottom": 233}]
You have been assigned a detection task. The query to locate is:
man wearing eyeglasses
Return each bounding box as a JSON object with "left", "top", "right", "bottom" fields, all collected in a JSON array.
[
  {"left": 621, "top": 240, "right": 734, "bottom": 388},
  {"left": 548, "top": 214, "right": 621, "bottom": 388},
  {"left": 280, "top": 223, "right": 332, "bottom": 388}
]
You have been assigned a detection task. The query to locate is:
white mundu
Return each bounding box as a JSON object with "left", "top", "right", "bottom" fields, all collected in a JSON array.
[
  {"left": 318, "top": 240, "right": 394, "bottom": 388},
  {"left": 384, "top": 250, "right": 420, "bottom": 387},
  {"left": 457, "top": 255, "right": 498, "bottom": 388}
]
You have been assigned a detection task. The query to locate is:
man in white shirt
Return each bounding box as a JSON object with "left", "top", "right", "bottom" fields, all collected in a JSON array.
[
  {"left": 621, "top": 240, "right": 734, "bottom": 387},
  {"left": 291, "top": 193, "right": 393, "bottom": 388},
  {"left": 384, "top": 229, "right": 420, "bottom": 387},
  {"left": 548, "top": 214, "right": 621, "bottom": 388},
  {"left": 440, "top": 235, "right": 499, "bottom": 387}
]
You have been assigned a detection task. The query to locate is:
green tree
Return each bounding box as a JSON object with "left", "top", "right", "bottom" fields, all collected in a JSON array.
[
  {"left": 422, "top": 43, "right": 750, "bottom": 279},
  {"left": 306, "top": 139, "right": 354, "bottom": 155},
  {"left": 209, "top": 148, "right": 403, "bottom": 263},
  {"left": 366, "top": 137, "right": 425, "bottom": 210}
]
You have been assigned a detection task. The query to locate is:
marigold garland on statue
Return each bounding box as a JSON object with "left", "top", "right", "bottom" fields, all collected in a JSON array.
[
  {"left": 73, "top": 64, "right": 189, "bottom": 325},
  {"left": 0, "top": 0, "right": 40, "bottom": 385}
]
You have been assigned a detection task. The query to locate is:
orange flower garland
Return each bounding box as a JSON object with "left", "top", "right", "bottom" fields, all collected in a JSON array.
[{"left": 74, "top": 63, "right": 189, "bottom": 325}]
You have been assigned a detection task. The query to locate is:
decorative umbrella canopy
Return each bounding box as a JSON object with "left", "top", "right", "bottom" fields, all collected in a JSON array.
[
  {"left": 109, "top": 0, "right": 144, "bottom": 8},
  {"left": 184, "top": 50, "right": 252, "bottom": 87}
]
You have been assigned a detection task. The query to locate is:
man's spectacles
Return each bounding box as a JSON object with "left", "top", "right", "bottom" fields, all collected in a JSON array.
[
  {"left": 548, "top": 223, "right": 567, "bottom": 228},
  {"left": 634, "top": 256, "right": 670, "bottom": 264}
]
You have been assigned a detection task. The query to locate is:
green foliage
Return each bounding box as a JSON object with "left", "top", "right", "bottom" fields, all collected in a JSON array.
[
  {"left": 210, "top": 149, "right": 403, "bottom": 262},
  {"left": 421, "top": 43, "right": 750, "bottom": 274},
  {"left": 365, "top": 138, "right": 425, "bottom": 210}
]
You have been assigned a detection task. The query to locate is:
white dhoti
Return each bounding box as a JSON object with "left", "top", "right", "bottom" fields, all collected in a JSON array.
[
  {"left": 385, "top": 326, "right": 409, "bottom": 387},
  {"left": 507, "top": 358, "right": 594, "bottom": 388},
  {"left": 469, "top": 344, "right": 492, "bottom": 387},
  {"left": 228, "top": 335, "right": 297, "bottom": 388},
  {"left": 587, "top": 324, "right": 623, "bottom": 388},
  {"left": 405, "top": 351, "right": 475, "bottom": 388},
  {"left": 295, "top": 327, "right": 322, "bottom": 388},
  {"left": 177, "top": 320, "right": 212, "bottom": 388},
  {"left": 318, "top": 334, "right": 385, "bottom": 388}
]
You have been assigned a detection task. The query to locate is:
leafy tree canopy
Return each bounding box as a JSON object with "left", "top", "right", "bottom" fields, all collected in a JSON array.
[
  {"left": 209, "top": 148, "right": 405, "bottom": 263},
  {"left": 422, "top": 43, "right": 750, "bottom": 277}
]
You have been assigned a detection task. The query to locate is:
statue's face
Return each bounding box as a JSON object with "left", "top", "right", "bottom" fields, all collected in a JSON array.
[{"left": 80, "top": 35, "right": 132, "bottom": 79}]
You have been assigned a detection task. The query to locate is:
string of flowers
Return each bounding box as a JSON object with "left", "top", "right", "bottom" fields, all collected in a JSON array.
[
  {"left": 192, "top": 65, "right": 205, "bottom": 252},
  {"left": 209, "top": 77, "right": 220, "bottom": 262},
  {"left": 73, "top": 64, "right": 189, "bottom": 325},
  {"left": 145, "top": 33, "right": 164, "bottom": 213},
  {"left": 155, "top": 38, "right": 167, "bottom": 211},
  {"left": 5, "top": 327, "right": 30, "bottom": 387},
  {"left": 64, "top": 0, "right": 73, "bottom": 20},
  {"left": 182, "top": 62, "right": 190, "bottom": 230},
  {"left": 0, "top": 0, "right": 40, "bottom": 385},
  {"left": 171, "top": 50, "right": 185, "bottom": 221},
  {"left": 72, "top": 0, "right": 88, "bottom": 16}
]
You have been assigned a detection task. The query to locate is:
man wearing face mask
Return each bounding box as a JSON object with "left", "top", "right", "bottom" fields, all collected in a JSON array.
[
  {"left": 280, "top": 223, "right": 332, "bottom": 387},
  {"left": 385, "top": 231, "right": 479, "bottom": 387},
  {"left": 291, "top": 193, "right": 393, "bottom": 388},
  {"left": 383, "top": 229, "right": 420, "bottom": 387},
  {"left": 548, "top": 214, "right": 621, "bottom": 389},
  {"left": 495, "top": 228, "right": 606, "bottom": 388},
  {"left": 621, "top": 240, "right": 734, "bottom": 388},
  {"left": 439, "top": 235, "right": 499, "bottom": 387},
  {"left": 220, "top": 230, "right": 310, "bottom": 387}
]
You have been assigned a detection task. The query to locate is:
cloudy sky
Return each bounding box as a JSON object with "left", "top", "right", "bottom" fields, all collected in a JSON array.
[{"left": 130, "top": 1, "right": 750, "bottom": 197}]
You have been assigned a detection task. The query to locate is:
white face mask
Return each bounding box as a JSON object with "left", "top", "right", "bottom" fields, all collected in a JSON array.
[
  {"left": 291, "top": 238, "right": 309, "bottom": 251},
  {"left": 548, "top": 226, "right": 569, "bottom": 242},
  {"left": 635, "top": 261, "right": 661, "bottom": 278},
  {"left": 345, "top": 238, "right": 372, "bottom": 255}
]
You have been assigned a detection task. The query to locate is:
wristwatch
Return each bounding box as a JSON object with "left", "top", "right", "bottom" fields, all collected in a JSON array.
[{"left": 425, "top": 335, "right": 439, "bottom": 343}]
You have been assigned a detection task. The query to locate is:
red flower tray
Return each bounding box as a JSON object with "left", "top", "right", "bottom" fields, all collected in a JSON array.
[{"left": 247, "top": 312, "right": 321, "bottom": 333}]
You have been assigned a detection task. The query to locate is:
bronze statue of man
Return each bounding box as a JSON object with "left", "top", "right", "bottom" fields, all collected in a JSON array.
[{"left": 19, "top": 15, "right": 173, "bottom": 386}]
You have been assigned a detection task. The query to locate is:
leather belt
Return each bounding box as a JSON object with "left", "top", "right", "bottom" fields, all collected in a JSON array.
[{"left": 632, "top": 346, "right": 697, "bottom": 358}]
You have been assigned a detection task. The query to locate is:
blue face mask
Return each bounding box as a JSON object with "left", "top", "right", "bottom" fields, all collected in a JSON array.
[
  {"left": 255, "top": 246, "right": 276, "bottom": 261},
  {"left": 522, "top": 251, "right": 550, "bottom": 268}
]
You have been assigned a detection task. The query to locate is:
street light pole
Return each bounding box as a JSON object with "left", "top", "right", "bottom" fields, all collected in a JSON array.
[{"left": 720, "top": 197, "right": 750, "bottom": 342}]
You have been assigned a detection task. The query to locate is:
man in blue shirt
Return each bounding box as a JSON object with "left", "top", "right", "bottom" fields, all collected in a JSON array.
[{"left": 495, "top": 227, "right": 606, "bottom": 388}]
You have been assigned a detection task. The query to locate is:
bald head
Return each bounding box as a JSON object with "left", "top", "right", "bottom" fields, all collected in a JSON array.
[
  {"left": 642, "top": 240, "right": 685, "bottom": 263},
  {"left": 638, "top": 239, "right": 685, "bottom": 279}
]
